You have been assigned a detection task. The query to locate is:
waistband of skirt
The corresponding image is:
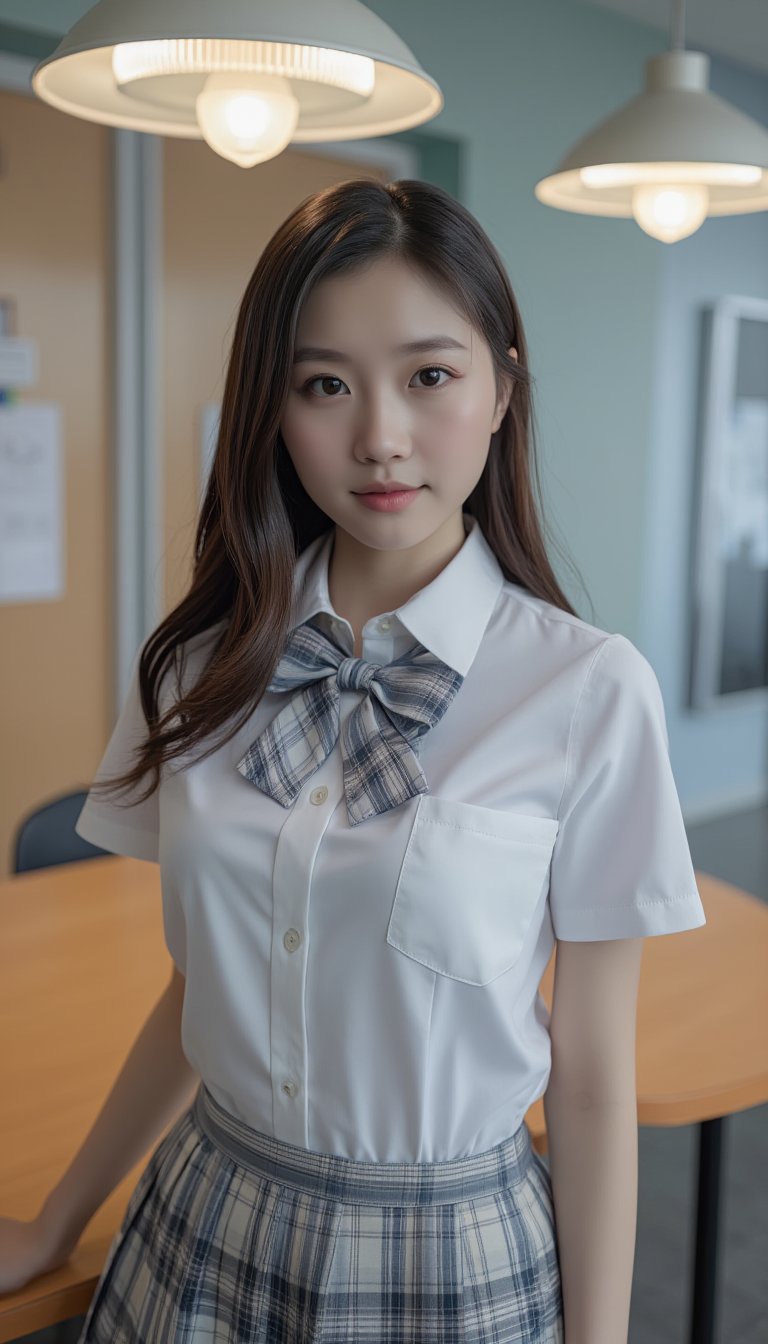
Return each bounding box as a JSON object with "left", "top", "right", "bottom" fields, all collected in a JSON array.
[{"left": 191, "top": 1082, "right": 534, "bottom": 1206}]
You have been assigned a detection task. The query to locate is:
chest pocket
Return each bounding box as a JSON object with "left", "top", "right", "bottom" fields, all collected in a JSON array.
[{"left": 386, "top": 795, "right": 559, "bottom": 986}]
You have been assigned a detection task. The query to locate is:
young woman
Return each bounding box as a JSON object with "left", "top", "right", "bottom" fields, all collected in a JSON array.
[{"left": 1, "top": 178, "right": 705, "bottom": 1343}]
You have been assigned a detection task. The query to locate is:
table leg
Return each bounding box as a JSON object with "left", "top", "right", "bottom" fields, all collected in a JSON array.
[{"left": 689, "top": 1115, "right": 726, "bottom": 1344}]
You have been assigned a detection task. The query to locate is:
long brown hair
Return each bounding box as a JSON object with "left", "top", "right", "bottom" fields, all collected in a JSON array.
[{"left": 91, "top": 176, "right": 591, "bottom": 807}]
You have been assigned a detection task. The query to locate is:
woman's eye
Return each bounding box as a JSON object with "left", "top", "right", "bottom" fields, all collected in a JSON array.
[
  {"left": 412, "top": 366, "right": 452, "bottom": 388},
  {"left": 303, "top": 375, "right": 347, "bottom": 397},
  {"left": 302, "top": 366, "right": 452, "bottom": 397}
]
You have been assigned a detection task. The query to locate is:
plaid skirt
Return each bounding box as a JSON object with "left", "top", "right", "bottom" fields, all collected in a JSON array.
[{"left": 77, "top": 1081, "right": 563, "bottom": 1342}]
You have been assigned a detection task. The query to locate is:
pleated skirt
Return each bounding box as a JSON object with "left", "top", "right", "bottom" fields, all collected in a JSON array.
[{"left": 77, "top": 1081, "right": 564, "bottom": 1342}]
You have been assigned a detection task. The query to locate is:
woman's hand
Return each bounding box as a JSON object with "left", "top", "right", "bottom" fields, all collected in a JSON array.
[{"left": 0, "top": 1212, "right": 77, "bottom": 1295}]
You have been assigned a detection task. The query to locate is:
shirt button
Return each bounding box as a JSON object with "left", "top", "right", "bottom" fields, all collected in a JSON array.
[
  {"left": 283, "top": 928, "right": 302, "bottom": 952},
  {"left": 378, "top": 617, "right": 391, "bottom": 631},
  {"left": 282, "top": 1080, "right": 298, "bottom": 1098},
  {"left": 310, "top": 785, "right": 328, "bottom": 805}
]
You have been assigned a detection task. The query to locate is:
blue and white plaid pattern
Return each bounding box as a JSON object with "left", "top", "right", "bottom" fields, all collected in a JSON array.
[
  {"left": 77, "top": 1082, "right": 564, "bottom": 1343},
  {"left": 236, "top": 614, "right": 465, "bottom": 826}
]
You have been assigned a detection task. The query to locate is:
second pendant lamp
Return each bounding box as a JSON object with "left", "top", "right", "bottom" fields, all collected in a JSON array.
[{"left": 535, "top": 0, "right": 768, "bottom": 242}]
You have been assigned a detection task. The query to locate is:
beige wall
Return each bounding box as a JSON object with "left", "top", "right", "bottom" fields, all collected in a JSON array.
[
  {"left": 0, "top": 89, "right": 110, "bottom": 878},
  {"left": 1, "top": 97, "right": 390, "bottom": 877}
]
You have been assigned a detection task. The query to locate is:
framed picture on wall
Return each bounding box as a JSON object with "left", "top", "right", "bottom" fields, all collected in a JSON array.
[{"left": 690, "top": 295, "right": 768, "bottom": 710}]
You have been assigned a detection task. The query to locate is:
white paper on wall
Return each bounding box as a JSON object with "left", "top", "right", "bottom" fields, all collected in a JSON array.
[{"left": 0, "top": 403, "right": 64, "bottom": 603}]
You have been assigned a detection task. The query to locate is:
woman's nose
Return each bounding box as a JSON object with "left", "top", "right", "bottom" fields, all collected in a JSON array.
[{"left": 353, "top": 391, "right": 411, "bottom": 458}]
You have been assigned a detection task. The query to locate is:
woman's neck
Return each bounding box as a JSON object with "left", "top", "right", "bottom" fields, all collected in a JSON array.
[{"left": 326, "top": 512, "right": 469, "bottom": 652}]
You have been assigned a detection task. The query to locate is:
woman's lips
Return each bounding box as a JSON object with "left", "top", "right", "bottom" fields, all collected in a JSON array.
[{"left": 354, "top": 486, "right": 423, "bottom": 512}]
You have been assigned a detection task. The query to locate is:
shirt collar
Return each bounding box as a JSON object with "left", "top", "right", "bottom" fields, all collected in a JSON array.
[{"left": 288, "top": 512, "right": 505, "bottom": 678}]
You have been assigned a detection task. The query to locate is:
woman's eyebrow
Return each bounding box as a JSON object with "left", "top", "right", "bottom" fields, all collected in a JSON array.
[{"left": 292, "top": 336, "right": 468, "bottom": 364}]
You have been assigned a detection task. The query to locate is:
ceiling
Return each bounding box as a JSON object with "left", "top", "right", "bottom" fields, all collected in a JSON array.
[{"left": 581, "top": 0, "right": 768, "bottom": 78}]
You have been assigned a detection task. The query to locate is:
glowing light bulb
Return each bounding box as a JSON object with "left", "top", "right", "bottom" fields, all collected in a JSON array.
[
  {"left": 195, "top": 72, "right": 299, "bottom": 169},
  {"left": 631, "top": 182, "right": 709, "bottom": 243}
]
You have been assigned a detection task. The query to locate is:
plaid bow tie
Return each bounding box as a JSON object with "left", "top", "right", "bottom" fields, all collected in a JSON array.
[{"left": 236, "top": 614, "right": 464, "bottom": 826}]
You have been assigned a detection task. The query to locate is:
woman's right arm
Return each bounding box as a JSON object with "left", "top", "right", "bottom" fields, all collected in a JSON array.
[{"left": 0, "top": 963, "right": 199, "bottom": 1294}]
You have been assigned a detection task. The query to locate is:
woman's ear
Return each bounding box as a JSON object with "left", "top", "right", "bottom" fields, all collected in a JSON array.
[{"left": 491, "top": 345, "right": 518, "bottom": 434}]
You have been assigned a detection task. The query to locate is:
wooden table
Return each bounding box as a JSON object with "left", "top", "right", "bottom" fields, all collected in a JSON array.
[{"left": 1, "top": 857, "right": 766, "bottom": 1344}]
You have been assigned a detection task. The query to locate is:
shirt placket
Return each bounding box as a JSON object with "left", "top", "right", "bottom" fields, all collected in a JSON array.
[{"left": 268, "top": 612, "right": 396, "bottom": 1146}]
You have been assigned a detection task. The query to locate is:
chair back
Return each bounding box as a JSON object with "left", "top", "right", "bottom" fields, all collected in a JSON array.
[{"left": 13, "top": 790, "right": 109, "bottom": 874}]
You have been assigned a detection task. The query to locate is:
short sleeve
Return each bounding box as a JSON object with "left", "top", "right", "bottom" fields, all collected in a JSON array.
[
  {"left": 548, "top": 633, "right": 706, "bottom": 941},
  {"left": 75, "top": 643, "right": 160, "bottom": 863}
]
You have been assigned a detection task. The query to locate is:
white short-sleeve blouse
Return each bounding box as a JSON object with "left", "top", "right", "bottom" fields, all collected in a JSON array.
[{"left": 76, "top": 513, "right": 706, "bottom": 1161}]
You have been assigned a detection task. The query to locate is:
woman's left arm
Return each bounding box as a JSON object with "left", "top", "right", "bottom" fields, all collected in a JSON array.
[{"left": 542, "top": 934, "right": 645, "bottom": 1344}]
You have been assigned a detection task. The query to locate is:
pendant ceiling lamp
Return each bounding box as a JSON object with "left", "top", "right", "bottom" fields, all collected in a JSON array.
[
  {"left": 534, "top": 0, "right": 768, "bottom": 243},
  {"left": 31, "top": 0, "right": 443, "bottom": 169}
]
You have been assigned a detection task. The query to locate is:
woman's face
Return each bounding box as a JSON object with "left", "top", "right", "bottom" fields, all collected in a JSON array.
[{"left": 279, "top": 254, "right": 516, "bottom": 554}]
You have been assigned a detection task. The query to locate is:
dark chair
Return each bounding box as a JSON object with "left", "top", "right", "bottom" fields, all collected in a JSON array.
[{"left": 12, "top": 789, "right": 110, "bottom": 874}]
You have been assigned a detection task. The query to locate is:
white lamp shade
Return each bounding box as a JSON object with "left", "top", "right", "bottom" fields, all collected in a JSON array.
[
  {"left": 31, "top": 0, "right": 443, "bottom": 141},
  {"left": 535, "top": 51, "right": 768, "bottom": 218}
]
